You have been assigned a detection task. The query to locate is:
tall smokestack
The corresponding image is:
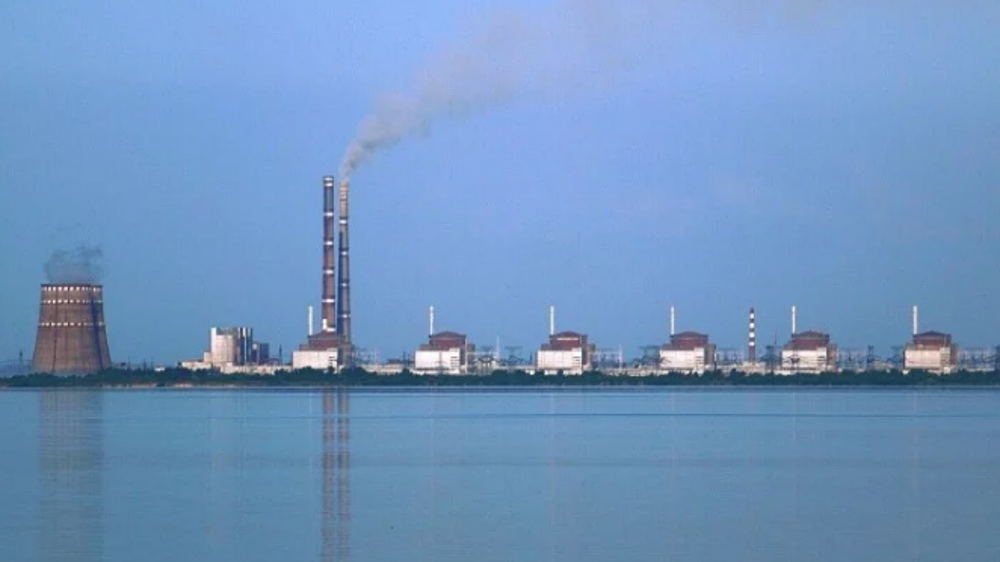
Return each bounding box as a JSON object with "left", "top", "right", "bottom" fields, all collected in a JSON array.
[
  {"left": 791, "top": 305, "right": 797, "bottom": 336},
  {"left": 912, "top": 305, "right": 919, "bottom": 336},
  {"left": 670, "top": 306, "right": 676, "bottom": 336},
  {"left": 749, "top": 307, "right": 757, "bottom": 362},
  {"left": 549, "top": 305, "right": 555, "bottom": 336},
  {"left": 429, "top": 306, "right": 435, "bottom": 336},
  {"left": 337, "top": 179, "right": 352, "bottom": 363},
  {"left": 321, "top": 176, "right": 337, "bottom": 334}
]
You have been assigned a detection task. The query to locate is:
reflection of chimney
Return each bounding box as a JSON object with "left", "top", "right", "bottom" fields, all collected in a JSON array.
[
  {"left": 321, "top": 389, "right": 350, "bottom": 562},
  {"left": 337, "top": 179, "right": 352, "bottom": 364},
  {"left": 748, "top": 307, "right": 757, "bottom": 362},
  {"left": 321, "top": 176, "right": 337, "bottom": 334}
]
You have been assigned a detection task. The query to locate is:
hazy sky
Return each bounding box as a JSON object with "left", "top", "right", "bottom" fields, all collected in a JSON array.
[{"left": 2, "top": 1, "right": 998, "bottom": 364}]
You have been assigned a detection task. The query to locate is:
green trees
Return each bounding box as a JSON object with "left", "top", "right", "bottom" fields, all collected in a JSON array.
[{"left": 3, "top": 367, "right": 1000, "bottom": 388}]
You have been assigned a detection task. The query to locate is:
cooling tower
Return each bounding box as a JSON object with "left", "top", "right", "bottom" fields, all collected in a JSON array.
[{"left": 32, "top": 284, "right": 112, "bottom": 374}]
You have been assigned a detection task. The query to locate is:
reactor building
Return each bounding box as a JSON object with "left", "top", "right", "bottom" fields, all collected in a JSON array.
[
  {"left": 32, "top": 284, "right": 112, "bottom": 375},
  {"left": 780, "top": 306, "right": 838, "bottom": 373},
  {"left": 903, "top": 306, "right": 958, "bottom": 374},
  {"left": 535, "top": 306, "right": 594, "bottom": 375},
  {"left": 293, "top": 176, "right": 353, "bottom": 371},
  {"left": 413, "top": 307, "right": 475, "bottom": 375},
  {"left": 658, "top": 306, "right": 716, "bottom": 374}
]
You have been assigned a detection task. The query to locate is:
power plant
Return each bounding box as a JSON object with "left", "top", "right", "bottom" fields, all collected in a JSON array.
[
  {"left": 32, "top": 284, "right": 112, "bottom": 374},
  {"left": 292, "top": 176, "right": 353, "bottom": 370},
  {"left": 18, "top": 178, "right": 997, "bottom": 378}
]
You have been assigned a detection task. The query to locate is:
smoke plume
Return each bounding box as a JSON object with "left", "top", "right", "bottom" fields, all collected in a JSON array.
[
  {"left": 338, "top": 1, "right": 668, "bottom": 179},
  {"left": 45, "top": 245, "right": 105, "bottom": 284},
  {"left": 337, "top": 0, "right": 849, "bottom": 179}
]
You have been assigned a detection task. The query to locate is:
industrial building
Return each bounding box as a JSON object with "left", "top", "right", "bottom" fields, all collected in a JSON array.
[
  {"left": 413, "top": 307, "right": 474, "bottom": 374},
  {"left": 658, "top": 307, "right": 716, "bottom": 374},
  {"left": 415, "top": 332, "right": 474, "bottom": 374},
  {"left": 180, "top": 327, "right": 275, "bottom": 373},
  {"left": 780, "top": 306, "right": 837, "bottom": 373},
  {"left": 904, "top": 306, "right": 958, "bottom": 373},
  {"left": 208, "top": 327, "right": 254, "bottom": 365},
  {"left": 32, "top": 284, "right": 112, "bottom": 375},
  {"left": 536, "top": 306, "right": 594, "bottom": 374},
  {"left": 781, "top": 331, "right": 838, "bottom": 373},
  {"left": 904, "top": 332, "right": 959, "bottom": 373},
  {"left": 292, "top": 176, "right": 353, "bottom": 371},
  {"left": 660, "top": 333, "right": 716, "bottom": 373}
]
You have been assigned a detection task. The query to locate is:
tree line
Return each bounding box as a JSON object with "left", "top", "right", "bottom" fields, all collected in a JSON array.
[{"left": 3, "top": 367, "right": 1000, "bottom": 388}]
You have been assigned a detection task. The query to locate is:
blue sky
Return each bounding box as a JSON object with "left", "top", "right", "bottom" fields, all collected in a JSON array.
[{"left": 2, "top": 1, "right": 998, "bottom": 364}]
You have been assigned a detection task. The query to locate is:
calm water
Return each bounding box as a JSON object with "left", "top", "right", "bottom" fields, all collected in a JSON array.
[{"left": 2, "top": 388, "right": 999, "bottom": 561}]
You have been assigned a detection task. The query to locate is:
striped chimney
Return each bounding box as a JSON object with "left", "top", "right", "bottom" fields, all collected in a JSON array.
[
  {"left": 337, "top": 179, "right": 352, "bottom": 362},
  {"left": 321, "top": 176, "right": 337, "bottom": 333}
]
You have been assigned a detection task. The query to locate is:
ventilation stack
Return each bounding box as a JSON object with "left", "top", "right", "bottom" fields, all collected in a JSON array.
[{"left": 32, "top": 284, "right": 112, "bottom": 374}]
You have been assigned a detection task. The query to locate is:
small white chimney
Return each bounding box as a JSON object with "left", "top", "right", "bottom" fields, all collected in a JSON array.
[
  {"left": 791, "top": 305, "right": 797, "bottom": 336},
  {"left": 429, "top": 306, "right": 435, "bottom": 336},
  {"left": 913, "top": 305, "right": 919, "bottom": 336},
  {"left": 670, "top": 306, "right": 676, "bottom": 336},
  {"left": 308, "top": 306, "right": 314, "bottom": 336},
  {"left": 549, "top": 305, "right": 555, "bottom": 336}
]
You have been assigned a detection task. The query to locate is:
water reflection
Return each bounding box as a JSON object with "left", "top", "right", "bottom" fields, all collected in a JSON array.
[
  {"left": 39, "top": 390, "right": 103, "bottom": 562},
  {"left": 321, "top": 389, "right": 350, "bottom": 562}
]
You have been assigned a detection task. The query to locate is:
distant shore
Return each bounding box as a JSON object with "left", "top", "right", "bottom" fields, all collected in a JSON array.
[{"left": 3, "top": 368, "right": 1000, "bottom": 388}]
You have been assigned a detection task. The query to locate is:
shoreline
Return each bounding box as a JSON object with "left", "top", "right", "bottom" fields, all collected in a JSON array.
[{"left": 3, "top": 367, "right": 1000, "bottom": 389}]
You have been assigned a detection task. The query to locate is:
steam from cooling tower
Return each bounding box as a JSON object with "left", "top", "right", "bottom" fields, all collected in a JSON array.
[
  {"left": 44, "top": 245, "right": 104, "bottom": 284},
  {"left": 338, "top": 1, "right": 668, "bottom": 179}
]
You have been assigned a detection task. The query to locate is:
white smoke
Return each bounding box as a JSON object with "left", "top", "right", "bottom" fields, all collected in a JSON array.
[{"left": 45, "top": 245, "right": 104, "bottom": 284}]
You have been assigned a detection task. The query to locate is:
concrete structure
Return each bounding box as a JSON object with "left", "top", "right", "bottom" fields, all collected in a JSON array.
[
  {"left": 32, "top": 284, "right": 112, "bottom": 374},
  {"left": 659, "top": 331, "right": 716, "bottom": 373},
  {"left": 293, "top": 175, "right": 351, "bottom": 370},
  {"left": 781, "top": 331, "right": 838, "bottom": 373},
  {"left": 179, "top": 360, "right": 285, "bottom": 375},
  {"left": 206, "top": 327, "right": 253, "bottom": 366},
  {"left": 292, "top": 349, "right": 340, "bottom": 371},
  {"left": 336, "top": 179, "right": 352, "bottom": 364},
  {"left": 904, "top": 332, "right": 958, "bottom": 374},
  {"left": 537, "top": 332, "right": 594, "bottom": 374},
  {"left": 414, "top": 331, "right": 474, "bottom": 374},
  {"left": 181, "top": 326, "right": 273, "bottom": 372}
]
